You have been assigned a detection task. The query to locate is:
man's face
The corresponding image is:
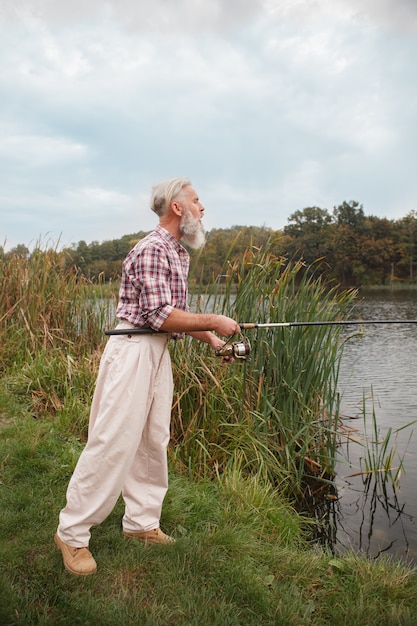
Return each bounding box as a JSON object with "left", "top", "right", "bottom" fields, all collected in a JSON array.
[
  {"left": 179, "top": 186, "right": 205, "bottom": 219},
  {"left": 178, "top": 186, "right": 206, "bottom": 249}
]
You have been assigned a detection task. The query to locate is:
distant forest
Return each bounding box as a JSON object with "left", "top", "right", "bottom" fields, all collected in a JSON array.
[{"left": 4, "top": 201, "right": 416, "bottom": 287}]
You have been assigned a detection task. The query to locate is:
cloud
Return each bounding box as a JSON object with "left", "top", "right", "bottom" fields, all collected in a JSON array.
[
  {"left": 344, "top": 0, "right": 417, "bottom": 33},
  {"left": 1, "top": 0, "right": 416, "bottom": 250},
  {"left": 264, "top": 0, "right": 417, "bottom": 33},
  {"left": 1, "top": 0, "right": 264, "bottom": 33},
  {"left": 1, "top": 185, "right": 143, "bottom": 250},
  {"left": 3, "top": 0, "right": 417, "bottom": 35},
  {"left": 0, "top": 133, "right": 88, "bottom": 167}
]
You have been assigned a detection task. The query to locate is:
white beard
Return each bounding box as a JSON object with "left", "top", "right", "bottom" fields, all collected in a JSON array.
[{"left": 180, "top": 209, "right": 206, "bottom": 249}]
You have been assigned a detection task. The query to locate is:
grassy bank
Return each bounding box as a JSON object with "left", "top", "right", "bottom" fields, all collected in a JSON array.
[
  {"left": 1, "top": 242, "right": 416, "bottom": 624},
  {"left": 1, "top": 394, "right": 416, "bottom": 625}
]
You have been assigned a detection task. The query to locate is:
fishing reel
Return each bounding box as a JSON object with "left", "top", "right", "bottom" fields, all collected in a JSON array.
[{"left": 215, "top": 336, "right": 251, "bottom": 360}]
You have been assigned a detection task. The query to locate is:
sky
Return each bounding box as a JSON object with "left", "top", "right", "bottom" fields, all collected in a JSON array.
[{"left": 1, "top": 0, "right": 417, "bottom": 251}]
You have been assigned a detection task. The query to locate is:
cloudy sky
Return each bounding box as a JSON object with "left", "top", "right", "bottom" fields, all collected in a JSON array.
[{"left": 1, "top": 0, "right": 417, "bottom": 250}]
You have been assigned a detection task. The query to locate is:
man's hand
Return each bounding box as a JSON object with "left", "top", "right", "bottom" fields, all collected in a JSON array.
[
  {"left": 207, "top": 334, "right": 236, "bottom": 364},
  {"left": 214, "top": 339, "right": 235, "bottom": 364},
  {"left": 212, "top": 315, "right": 240, "bottom": 338}
]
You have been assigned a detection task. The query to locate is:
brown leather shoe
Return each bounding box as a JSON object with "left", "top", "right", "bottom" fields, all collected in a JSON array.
[
  {"left": 122, "top": 527, "right": 175, "bottom": 544},
  {"left": 54, "top": 533, "right": 97, "bottom": 576}
]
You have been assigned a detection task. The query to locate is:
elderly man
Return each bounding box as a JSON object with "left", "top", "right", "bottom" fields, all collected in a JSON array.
[{"left": 55, "top": 178, "right": 239, "bottom": 575}]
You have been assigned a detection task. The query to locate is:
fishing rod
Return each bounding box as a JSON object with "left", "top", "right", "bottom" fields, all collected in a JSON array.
[
  {"left": 217, "top": 319, "right": 417, "bottom": 359},
  {"left": 239, "top": 320, "right": 417, "bottom": 330},
  {"left": 105, "top": 318, "right": 417, "bottom": 360}
]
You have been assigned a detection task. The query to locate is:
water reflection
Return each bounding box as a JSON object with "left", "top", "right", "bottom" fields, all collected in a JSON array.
[
  {"left": 323, "top": 441, "right": 417, "bottom": 565},
  {"left": 328, "top": 290, "right": 417, "bottom": 565}
]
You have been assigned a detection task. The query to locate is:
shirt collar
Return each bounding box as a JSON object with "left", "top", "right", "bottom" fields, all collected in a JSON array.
[{"left": 155, "top": 224, "right": 188, "bottom": 255}]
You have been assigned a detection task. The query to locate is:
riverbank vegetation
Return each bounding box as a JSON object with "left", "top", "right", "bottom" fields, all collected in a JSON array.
[
  {"left": 1, "top": 240, "right": 416, "bottom": 624},
  {"left": 3, "top": 202, "right": 416, "bottom": 288}
]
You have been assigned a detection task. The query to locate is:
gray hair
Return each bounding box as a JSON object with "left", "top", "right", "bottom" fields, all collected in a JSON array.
[{"left": 150, "top": 177, "right": 192, "bottom": 217}]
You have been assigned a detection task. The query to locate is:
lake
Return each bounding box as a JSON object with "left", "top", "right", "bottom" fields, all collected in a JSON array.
[{"left": 330, "top": 289, "right": 417, "bottom": 566}]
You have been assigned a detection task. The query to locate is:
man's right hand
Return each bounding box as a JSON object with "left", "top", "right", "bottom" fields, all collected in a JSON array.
[{"left": 212, "top": 315, "right": 240, "bottom": 338}]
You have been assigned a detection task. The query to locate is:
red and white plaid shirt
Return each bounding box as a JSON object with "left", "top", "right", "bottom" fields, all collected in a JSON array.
[{"left": 116, "top": 225, "right": 190, "bottom": 333}]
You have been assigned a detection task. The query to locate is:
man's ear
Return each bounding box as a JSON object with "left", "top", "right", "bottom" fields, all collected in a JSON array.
[{"left": 171, "top": 201, "right": 183, "bottom": 217}]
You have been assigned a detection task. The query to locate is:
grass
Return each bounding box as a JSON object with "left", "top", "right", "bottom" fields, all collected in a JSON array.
[{"left": 1, "top": 403, "right": 416, "bottom": 626}]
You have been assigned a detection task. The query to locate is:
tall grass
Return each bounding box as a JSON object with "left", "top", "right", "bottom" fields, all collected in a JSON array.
[
  {"left": 0, "top": 246, "right": 117, "bottom": 434},
  {"left": 1, "top": 240, "right": 357, "bottom": 498},
  {"left": 0, "top": 245, "right": 117, "bottom": 373},
  {"left": 170, "top": 240, "right": 358, "bottom": 498}
]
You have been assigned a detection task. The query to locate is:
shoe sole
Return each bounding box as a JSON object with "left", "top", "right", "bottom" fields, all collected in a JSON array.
[{"left": 122, "top": 531, "right": 175, "bottom": 545}]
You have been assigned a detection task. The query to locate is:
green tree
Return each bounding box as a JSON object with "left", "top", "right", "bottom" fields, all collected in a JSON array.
[
  {"left": 283, "top": 207, "right": 332, "bottom": 265},
  {"left": 328, "top": 224, "right": 358, "bottom": 285},
  {"left": 357, "top": 234, "right": 395, "bottom": 285},
  {"left": 7, "top": 244, "right": 30, "bottom": 259},
  {"left": 333, "top": 201, "right": 365, "bottom": 231},
  {"left": 396, "top": 211, "right": 417, "bottom": 282},
  {"left": 329, "top": 202, "right": 366, "bottom": 285}
]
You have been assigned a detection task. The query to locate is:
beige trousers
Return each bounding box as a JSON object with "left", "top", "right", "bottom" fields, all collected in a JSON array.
[{"left": 57, "top": 323, "right": 173, "bottom": 547}]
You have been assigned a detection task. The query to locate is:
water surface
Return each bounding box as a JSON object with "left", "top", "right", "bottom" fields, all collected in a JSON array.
[{"left": 332, "top": 290, "right": 417, "bottom": 565}]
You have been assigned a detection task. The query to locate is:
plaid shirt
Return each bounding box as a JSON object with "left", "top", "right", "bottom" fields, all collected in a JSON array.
[{"left": 116, "top": 225, "right": 190, "bottom": 334}]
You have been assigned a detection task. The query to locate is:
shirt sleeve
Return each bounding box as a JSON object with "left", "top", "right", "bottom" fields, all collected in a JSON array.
[{"left": 126, "top": 243, "right": 175, "bottom": 330}]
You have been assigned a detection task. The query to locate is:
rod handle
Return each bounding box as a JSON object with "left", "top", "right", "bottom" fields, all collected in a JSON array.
[{"left": 104, "top": 327, "right": 158, "bottom": 336}]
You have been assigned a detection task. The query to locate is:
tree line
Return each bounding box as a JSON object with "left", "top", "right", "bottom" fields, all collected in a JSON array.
[{"left": 3, "top": 201, "right": 416, "bottom": 287}]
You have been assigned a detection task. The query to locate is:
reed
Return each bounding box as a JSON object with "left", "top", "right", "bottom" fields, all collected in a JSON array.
[
  {"left": 170, "top": 240, "right": 358, "bottom": 497},
  {"left": 0, "top": 244, "right": 117, "bottom": 373},
  {"left": 0, "top": 246, "right": 116, "bottom": 432},
  {"left": 344, "top": 391, "right": 416, "bottom": 486}
]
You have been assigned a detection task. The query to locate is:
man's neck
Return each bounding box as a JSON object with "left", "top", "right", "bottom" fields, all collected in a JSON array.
[{"left": 158, "top": 215, "right": 181, "bottom": 240}]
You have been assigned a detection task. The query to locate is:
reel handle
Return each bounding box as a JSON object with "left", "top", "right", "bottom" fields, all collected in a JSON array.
[{"left": 215, "top": 338, "right": 251, "bottom": 360}]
